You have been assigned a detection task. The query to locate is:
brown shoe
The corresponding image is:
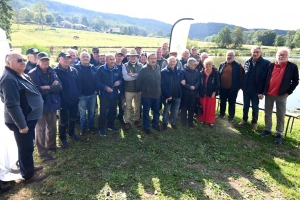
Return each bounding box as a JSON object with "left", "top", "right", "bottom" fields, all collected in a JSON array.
[
  {"left": 124, "top": 123, "right": 131, "bottom": 130},
  {"left": 238, "top": 121, "right": 247, "bottom": 125},
  {"left": 34, "top": 165, "right": 43, "bottom": 172},
  {"left": 252, "top": 124, "right": 258, "bottom": 130},
  {"left": 24, "top": 173, "right": 47, "bottom": 183}
]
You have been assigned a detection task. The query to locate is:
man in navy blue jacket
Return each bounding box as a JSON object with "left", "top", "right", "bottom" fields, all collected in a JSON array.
[
  {"left": 161, "top": 56, "right": 182, "bottom": 130},
  {"left": 94, "top": 54, "right": 123, "bottom": 136},
  {"left": 54, "top": 52, "right": 81, "bottom": 148},
  {"left": 239, "top": 46, "right": 270, "bottom": 130}
]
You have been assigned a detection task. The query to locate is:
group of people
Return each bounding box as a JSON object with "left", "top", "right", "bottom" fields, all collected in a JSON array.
[{"left": 0, "top": 42, "right": 298, "bottom": 183}]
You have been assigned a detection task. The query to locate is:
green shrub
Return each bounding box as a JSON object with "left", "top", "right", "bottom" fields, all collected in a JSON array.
[{"left": 22, "top": 44, "right": 51, "bottom": 55}]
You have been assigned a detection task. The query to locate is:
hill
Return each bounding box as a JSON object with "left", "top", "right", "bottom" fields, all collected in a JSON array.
[{"left": 10, "top": 0, "right": 289, "bottom": 40}]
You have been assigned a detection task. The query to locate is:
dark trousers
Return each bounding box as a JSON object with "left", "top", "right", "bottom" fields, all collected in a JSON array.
[
  {"left": 98, "top": 98, "right": 118, "bottom": 130},
  {"left": 59, "top": 102, "right": 78, "bottom": 140},
  {"left": 219, "top": 88, "right": 238, "bottom": 120},
  {"left": 243, "top": 92, "right": 259, "bottom": 124},
  {"left": 142, "top": 97, "right": 160, "bottom": 129},
  {"left": 117, "top": 94, "right": 125, "bottom": 121},
  {"left": 181, "top": 93, "right": 197, "bottom": 125},
  {"left": 5, "top": 120, "right": 38, "bottom": 180}
]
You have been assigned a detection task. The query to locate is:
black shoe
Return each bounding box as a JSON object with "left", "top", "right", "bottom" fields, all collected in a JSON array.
[
  {"left": 153, "top": 126, "right": 161, "bottom": 132},
  {"left": 228, "top": 118, "right": 234, "bottom": 123},
  {"left": 40, "top": 154, "right": 53, "bottom": 162},
  {"left": 119, "top": 119, "right": 125, "bottom": 125},
  {"left": 162, "top": 123, "right": 168, "bottom": 131},
  {"left": 69, "top": 134, "right": 80, "bottom": 140},
  {"left": 80, "top": 128, "right": 86, "bottom": 136},
  {"left": 143, "top": 128, "right": 151, "bottom": 134},
  {"left": 216, "top": 115, "right": 225, "bottom": 119},
  {"left": 275, "top": 134, "right": 283, "bottom": 144},
  {"left": 134, "top": 121, "right": 141, "bottom": 127},
  {"left": 60, "top": 139, "right": 69, "bottom": 148},
  {"left": 260, "top": 130, "right": 272, "bottom": 137},
  {"left": 171, "top": 124, "right": 178, "bottom": 130},
  {"left": 89, "top": 127, "right": 97, "bottom": 134}
]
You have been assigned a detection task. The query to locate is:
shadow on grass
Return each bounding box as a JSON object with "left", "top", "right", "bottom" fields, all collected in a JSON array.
[{"left": 1, "top": 109, "right": 300, "bottom": 199}]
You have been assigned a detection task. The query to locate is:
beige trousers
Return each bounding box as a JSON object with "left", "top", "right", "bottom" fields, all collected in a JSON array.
[{"left": 125, "top": 91, "right": 141, "bottom": 123}]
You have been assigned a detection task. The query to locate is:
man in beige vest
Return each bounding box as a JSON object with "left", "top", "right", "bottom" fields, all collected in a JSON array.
[{"left": 122, "top": 50, "right": 143, "bottom": 130}]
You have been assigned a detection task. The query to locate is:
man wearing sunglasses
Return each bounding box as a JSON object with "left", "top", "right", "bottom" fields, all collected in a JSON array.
[
  {"left": 0, "top": 52, "right": 46, "bottom": 183},
  {"left": 25, "top": 47, "right": 39, "bottom": 74},
  {"left": 90, "top": 47, "right": 100, "bottom": 66}
]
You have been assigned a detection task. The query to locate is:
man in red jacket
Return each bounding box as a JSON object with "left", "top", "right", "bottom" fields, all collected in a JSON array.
[{"left": 258, "top": 48, "right": 299, "bottom": 144}]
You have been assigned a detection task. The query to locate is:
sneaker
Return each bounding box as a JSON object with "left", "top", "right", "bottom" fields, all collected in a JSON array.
[
  {"left": 162, "top": 123, "right": 168, "bottom": 131},
  {"left": 69, "top": 134, "right": 80, "bottom": 140},
  {"left": 108, "top": 126, "right": 119, "bottom": 132},
  {"left": 171, "top": 124, "right": 178, "bottom": 130},
  {"left": 124, "top": 123, "right": 131, "bottom": 130},
  {"left": 89, "top": 127, "right": 97, "bottom": 134},
  {"left": 99, "top": 130, "right": 107, "bottom": 136},
  {"left": 252, "top": 124, "right": 258, "bottom": 130},
  {"left": 275, "top": 134, "right": 282, "bottom": 144},
  {"left": 238, "top": 121, "right": 247, "bottom": 125},
  {"left": 40, "top": 154, "right": 53, "bottom": 162},
  {"left": 80, "top": 128, "right": 86, "bottom": 136},
  {"left": 260, "top": 130, "right": 272, "bottom": 137},
  {"left": 60, "top": 139, "right": 69, "bottom": 148},
  {"left": 228, "top": 118, "right": 234, "bottom": 123},
  {"left": 143, "top": 128, "right": 151, "bottom": 134},
  {"left": 216, "top": 115, "right": 225, "bottom": 119},
  {"left": 153, "top": 125, "right": 161, "bottom": 131}
]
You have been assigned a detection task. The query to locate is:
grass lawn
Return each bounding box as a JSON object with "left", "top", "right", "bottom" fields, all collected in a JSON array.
[{"left": 1, "top": 104, "right": 299, "bottom": 199}]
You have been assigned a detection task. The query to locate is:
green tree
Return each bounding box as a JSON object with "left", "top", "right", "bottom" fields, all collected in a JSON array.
[
  {"left": 72, "top": 16, "right": 79, "bottom": 24},
  {"left": 122, "top": 27, "right": 128, "bottom": 35},
  {"left": 231, "top": 26, "right": 244, "bottom": 48},
  {"left": 56, "top": 15, "right": 64, "bottom": 23},
  {"left": 252, "top": 30, "right": 276, "bottom": 46},
  {"left": 0, "top": 0, "right": 13, "bottom": 39},
  {"left": 285, "top": 30, "right": 296, "bottom": 49},
  {"left": 20, "top": 7, "right": 34, "bottom": 22},
  {"left": 14, "top": 9, "right": 21, "bottom": 30},
  {"left": 32, "top": 1, "right": 48, "bottom": 29},
  {"left": 45, "top": 13, "right": 55, "bottom": 24},
  {"left": 274, "top": 35, "right": 285, "bottom": 47},
  {"left": 215, "top": 26, "right": 232, "bottom": 48},
  {"left": 81, "top": 16, "right": 89, "bottom": 26},
  {"left": 292, "top": 29, "right": 300, "bottom": 48},
  {"left": 157, "top": 29, "right": 163, "bottom": 37}
]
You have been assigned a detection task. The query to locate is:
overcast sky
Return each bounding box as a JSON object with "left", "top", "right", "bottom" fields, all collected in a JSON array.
[{"left": 57, "top": 0, "right": 300, "bottom": 30}]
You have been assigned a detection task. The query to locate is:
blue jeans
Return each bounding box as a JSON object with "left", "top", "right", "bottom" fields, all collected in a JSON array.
[
  {"left": 142, "top": 97, "right": 160, "bottom": 129},
  {"left": 79, "top": 93, "right": 96, "bottom": 129},
  {"left": 163, "top": 98, "right": 181, "bottom": 125},
  {"left": 242, "top": 92, "right": 259, "bottom": 124},
  {"left": 5, "top": 120, "right": 38, "bottom": 180}
]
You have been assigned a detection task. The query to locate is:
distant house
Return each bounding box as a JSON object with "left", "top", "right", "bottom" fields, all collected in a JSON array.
[
  {"left": 109, "top": 27, "right": 121, "bottom": 33},
  {"left": 73, "top": 24, "right": 87, "bottom": 30},
  {"left": 60, "top": 20, "right": 73, "bottom": 28}
]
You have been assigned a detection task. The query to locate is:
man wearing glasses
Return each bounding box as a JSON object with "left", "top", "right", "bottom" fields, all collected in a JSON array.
[
  {"left": 0, "top": 52, "right": 46, "bottom": 183},
  {"left": 258, "top": 48, "right": 299, "bottom": 144},
  {"left": 90, "top": 47, "right": 100, "bottom": 66},
  {"left": 25, "top": 47, "right": 39, "bottom": 74}
]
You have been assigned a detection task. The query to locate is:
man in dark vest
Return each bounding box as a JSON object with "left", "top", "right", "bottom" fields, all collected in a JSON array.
[
  {"left": 218, "top": 50, "right": 244, "bottom": 123},
  {"left": 122, "top": 50, "right": 143, "bottom": 130}
]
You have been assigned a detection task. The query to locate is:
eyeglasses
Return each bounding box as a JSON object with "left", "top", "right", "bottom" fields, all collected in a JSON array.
[
  {"left": 277, "top": 54, "right": 287, "bottom": 57},
  {"left": 10, "top": 58, "right": 27, "bottom": 63},
  {"left": 93, "top": 51, "right": 99, "bottom": 53}
]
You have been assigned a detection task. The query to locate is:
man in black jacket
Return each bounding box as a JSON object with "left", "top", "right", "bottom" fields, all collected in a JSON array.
[
  {"left": 25, "top": 47, "right": 39, "bottom": 74},
  {"left": 239, "top": 46, "right": 270, "bottom": 130},
  {"left": 258, "top": 48, "right": 299, "bottom": 144}
]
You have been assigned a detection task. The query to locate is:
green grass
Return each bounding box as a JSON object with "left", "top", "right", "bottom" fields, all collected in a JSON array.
[{"left": 1, "top": 104, "right": 299, "bottom": 199}]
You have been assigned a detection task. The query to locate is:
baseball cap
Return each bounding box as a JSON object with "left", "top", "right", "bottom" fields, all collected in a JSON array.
[
  {"left": 58, "top": 52, "right": 71, "bottom": 58},
  {"left": 26, "top": 48, "right": 39, "bottom": 55},
  {"left": 37, "top": 52, "right": 50, "bottom": 60},
  {"left": 92, "top": 47, "right": 99, "bottom": 51}
]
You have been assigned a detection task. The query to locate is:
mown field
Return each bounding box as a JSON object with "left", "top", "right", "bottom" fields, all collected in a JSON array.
[{"left": 1, "top": 104, "right": 299, "bottom": 199}]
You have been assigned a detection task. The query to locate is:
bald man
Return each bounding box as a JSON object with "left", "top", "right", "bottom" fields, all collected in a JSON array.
[{"left": 0, "top": 52, "right": 46, "bottom": 183}]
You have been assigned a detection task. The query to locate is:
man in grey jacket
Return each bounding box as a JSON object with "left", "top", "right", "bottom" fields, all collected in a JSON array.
[
  {"left": 136, "top": 52, "right": 161, "bottom": 134},
  {"left": 0, "top": 52, "right": 46, "bottom": 183}
]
